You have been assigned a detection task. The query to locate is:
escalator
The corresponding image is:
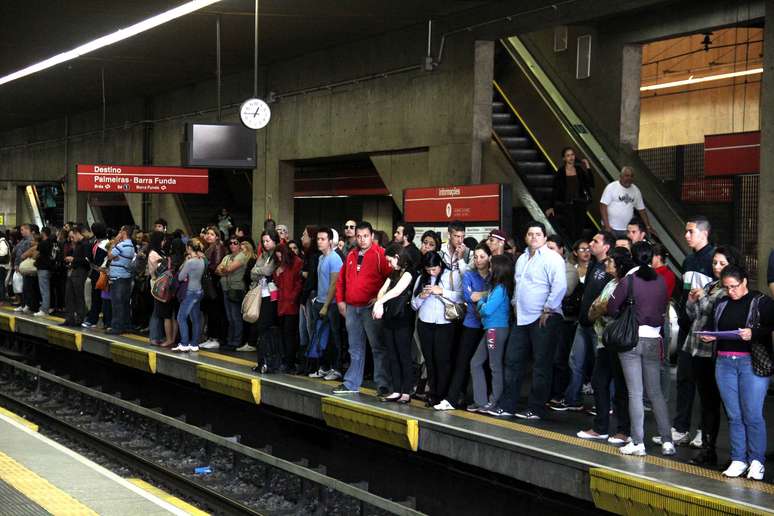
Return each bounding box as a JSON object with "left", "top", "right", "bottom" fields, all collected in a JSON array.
[{"left": 491, "top": 36, "right": 688, "bottom": 265}]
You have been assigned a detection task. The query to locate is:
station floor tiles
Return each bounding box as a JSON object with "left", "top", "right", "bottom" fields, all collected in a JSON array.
[{"left": 0, "top": 409, "right": 207, "bottom": 516}]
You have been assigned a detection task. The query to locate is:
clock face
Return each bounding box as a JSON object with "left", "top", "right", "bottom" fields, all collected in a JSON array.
[{"left": 239, "top": 98, "right": 271, "bottom": 129}]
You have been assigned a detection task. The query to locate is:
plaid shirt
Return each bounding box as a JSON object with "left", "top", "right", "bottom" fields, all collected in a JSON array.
[{"left": 685, "top": 280, "right": 726, "bottom": 357}]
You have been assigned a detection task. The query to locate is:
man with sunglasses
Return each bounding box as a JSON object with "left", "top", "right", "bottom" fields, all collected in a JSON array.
[{"left": 342, "top": 219, "right": 357, "bottom": 255}]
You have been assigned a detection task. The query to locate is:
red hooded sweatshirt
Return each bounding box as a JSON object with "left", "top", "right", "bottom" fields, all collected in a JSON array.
[{"left": 335, "top": 244, "right": 391, "bottom": 307}]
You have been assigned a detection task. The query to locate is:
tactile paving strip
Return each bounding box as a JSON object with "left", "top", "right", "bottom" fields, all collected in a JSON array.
[{"left": 0, "top": 478, "right": 50, "bottom": 516}]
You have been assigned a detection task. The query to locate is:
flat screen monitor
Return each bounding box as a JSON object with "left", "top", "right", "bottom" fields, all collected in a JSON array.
[{"left": 183, "top": 123, "right": 256, "bottom": 169}]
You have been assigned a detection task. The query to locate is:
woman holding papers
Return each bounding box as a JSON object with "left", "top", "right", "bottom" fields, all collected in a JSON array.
[
  {"left": 684, "top": 246, "right": 740, "bottom": 466},
  {"left": 699, "top": 264, "right": 774, "bottom": 480}
]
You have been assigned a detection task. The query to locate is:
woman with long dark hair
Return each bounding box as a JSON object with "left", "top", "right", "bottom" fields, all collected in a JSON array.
[
  {"left": 273, "top": 243, "right": 303, "bottom": 372},
  {"left": 410, "top": 251, "right": 463, "bottom": 409},
  {"left": 545, "top": 147, "right": 595, "bottom": 242},
  {"left": 468, "top": 254, "right": 513, "bottom": 412},
  {"left": 250, "top": 230, "right": 280, "bottom": 371},
  {"left": 684, "top": 246, "right": 740, "bottom": 466},
  {"left": 607, "top": 241, "right": 673, "bottom": 456},
  {"left": 373, "top": 243, "right": 416, "bottom": 403},
  {"left": 172, "top": 238, "right": 206, "bottom": 352},
  {"left": 201, "top": 225, "right": 226, "bottom": 349},
  {"left": 700, "top": 265, "right": 773, "bottom": 480}
]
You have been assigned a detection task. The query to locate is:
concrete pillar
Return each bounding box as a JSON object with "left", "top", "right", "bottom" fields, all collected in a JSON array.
[
  {"left": 619, "top": 44, "right": 642, "bottom": 150},
  {"left": 758, "top": 3, "right": 774, "bottom": 290},
  {"left": 471, "top": 41, "right": 495, "bottom": 184}
]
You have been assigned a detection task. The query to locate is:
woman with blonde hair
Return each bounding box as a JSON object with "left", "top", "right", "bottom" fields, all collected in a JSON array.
[{"left": 173, "top": 238, "right": 206, "bottom": 352}]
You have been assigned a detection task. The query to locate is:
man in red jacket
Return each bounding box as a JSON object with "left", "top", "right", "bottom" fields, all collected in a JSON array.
[{"left": 333, "top": 221, "right": 392, "bottom": 394}]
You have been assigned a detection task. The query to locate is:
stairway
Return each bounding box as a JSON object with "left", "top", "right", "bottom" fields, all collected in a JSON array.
[
  {"left": 491, "top": 91, "right": 555, "bottom": 210},
  {"left": 179, "top": 170, "right": 252, "bottom": 235}
]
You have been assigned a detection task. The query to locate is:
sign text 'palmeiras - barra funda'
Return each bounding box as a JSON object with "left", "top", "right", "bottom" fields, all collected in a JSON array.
[{"left": 76, "top": 164, "right": 209, "bottom": 194}]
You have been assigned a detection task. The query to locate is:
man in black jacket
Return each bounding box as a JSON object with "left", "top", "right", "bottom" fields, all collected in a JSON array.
[
  {"left": 551, "top": 230, "right": 613, "bottom": 411},
  {"left": 62, "top": 225, "right": 90, "bottom": 327}
]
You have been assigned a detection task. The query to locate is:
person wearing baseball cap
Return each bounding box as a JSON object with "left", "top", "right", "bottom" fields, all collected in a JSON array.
[{"left": 487, "top": 229, "right": 507, "bottom": 256}]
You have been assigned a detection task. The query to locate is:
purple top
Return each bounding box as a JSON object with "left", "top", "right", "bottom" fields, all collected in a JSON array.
[{"left": 607, "top": 269, "right": 668, "bottom": 328}]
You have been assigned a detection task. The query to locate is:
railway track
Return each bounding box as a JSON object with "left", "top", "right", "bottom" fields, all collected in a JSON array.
[{"left": 0, "top": 354, "right": 421, "bottom": 516}]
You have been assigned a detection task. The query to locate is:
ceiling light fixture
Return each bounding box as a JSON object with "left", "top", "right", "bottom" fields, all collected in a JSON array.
[
  {"left": 0, "top": 0, "right": 222, "bottom": 86},
  {"left": 640, "top": 67, "right": 763, "bottom": 91}
]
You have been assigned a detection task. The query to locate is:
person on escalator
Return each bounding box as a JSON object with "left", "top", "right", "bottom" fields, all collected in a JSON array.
[
  {"left": 599, "top": 166, "right": 653, "bottom": 240},
  {"left": 545, "top": 147, "right": 595, "bottom": 243}
]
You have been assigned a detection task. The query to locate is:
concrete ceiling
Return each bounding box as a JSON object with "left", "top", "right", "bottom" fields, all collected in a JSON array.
[
  {"left": 0, "top": 0, "right": 491, "bottom": 131},
  {"left": 0, "top": 0, "right": 682, "bottom": 133}
]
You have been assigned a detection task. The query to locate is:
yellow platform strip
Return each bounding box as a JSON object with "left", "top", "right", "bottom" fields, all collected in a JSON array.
[
  {"left": 198, "top": 351, "right": 255, "bottom": 367},
  {"left": 44, "top": 315, "right": 65, "bottom": 323},
  {"left": 0, "top": 312, "right": 15, "bottom": 332},
  {"left": 196, "top": 364, "right": 261, "bottom": 404},
  {"left": 0, "top": 450, "right": 98, "bottom": 515},
  {"left": 454, "top": 410, "right": 774, "bottom": 495},
  {"left": 127, "top": 478, "right": 210, "bottom": 516},
  {"left": 46, "top": 326, "right": 82, "bottom": 352},
  {"left": 111, "top": 343, "right": 157, "bottom": 374},
  {"left": 590, "top": 467, "right": 774, "bottom": 516},
  {"left": 121, "top": 333, "right": 151, "bottom": 344},
  {"left": 321, "top": 396, "right": 419, "bottom": 452},
  {"left": 0, "top": 406, "right": 38, "bottom": 432}
]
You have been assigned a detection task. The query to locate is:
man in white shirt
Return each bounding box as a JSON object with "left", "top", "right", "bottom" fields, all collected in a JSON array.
[
  {"left": 599, "top": 167, "right": 653, "bottom": 239},
  {"left": 439, "top": 220, "right": 470, "bottom": 276}
]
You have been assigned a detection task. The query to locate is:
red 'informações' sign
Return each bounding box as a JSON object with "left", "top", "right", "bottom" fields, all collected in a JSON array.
[{"left": 403, "top": 184, "right": 501, "bottom": 223}]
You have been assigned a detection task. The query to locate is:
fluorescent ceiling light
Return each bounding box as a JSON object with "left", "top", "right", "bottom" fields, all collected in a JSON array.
[
  {"left": 640, "top": 67, "right": 763, "bottom": 92},
  {"left": 0, "top": 0, "right": 222, "bottom": 86}
]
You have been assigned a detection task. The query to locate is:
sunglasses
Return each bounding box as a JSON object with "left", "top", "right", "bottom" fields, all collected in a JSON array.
[
  {"left": 345, "top": 225, "right": 355, "bottom": 229},
  {"left": 229, "top": 241, "right": 239, "bottom": 245}
]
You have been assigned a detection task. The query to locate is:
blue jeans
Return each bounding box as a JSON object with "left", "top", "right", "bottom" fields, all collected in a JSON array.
[
  {"left": 223, "top": 294, "right": 243, "bottom": 347},
  {"left": 564, "top": 325, "right": 596, "bottom": 404},
  {"left": 497, "top": 315, "right": 561, "bottom": 416},
  {"left": 716, "top": 355, "right": 770, "bottom": 464},
  {"left": 110, "top": 278, "right": 132, "bottom": 331},
  {"left": 149, "top": 305, "right": 164, "bottom": 342},
  {"left": 342, "top": 304, "right": 385, "bottom": 391},
  {"left": 37, "top": 269, "right": 51, "bottom": 312},
  {"left": 178, "top": 289, "right": 203, "bottom": 346}
]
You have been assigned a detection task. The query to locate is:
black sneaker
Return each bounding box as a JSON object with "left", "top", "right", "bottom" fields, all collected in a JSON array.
[
  {"left": 332, "top": 384, "right": 359, "bottom": 394},
  {"left": 485, "top": 405, "right": 513, "bottom": 417},
  {"left": 515, "top": 409, "right": 541, "bottom": 420},
  {"left": 549, "top": 399, "right": 584, "bottom": 412}
]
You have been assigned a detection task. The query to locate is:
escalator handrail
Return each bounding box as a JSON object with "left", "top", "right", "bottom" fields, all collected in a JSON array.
[
  {"left": 501, "top": 35, "right": 687, "bottom": 267},
  {"left": 494, "top": 80, "right": 602, "bottom": 235}
]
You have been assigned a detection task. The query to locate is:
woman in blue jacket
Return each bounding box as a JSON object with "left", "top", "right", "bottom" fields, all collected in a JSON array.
[{"left": 470, "top": 255, "right": 513, "bottom": 412}]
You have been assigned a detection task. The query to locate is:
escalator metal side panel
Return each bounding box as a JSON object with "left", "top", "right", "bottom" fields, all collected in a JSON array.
[{"left": 501, "top": 36, "right": 687, "bottom": 266}]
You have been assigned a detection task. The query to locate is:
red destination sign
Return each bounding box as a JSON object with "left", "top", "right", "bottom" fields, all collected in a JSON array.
[
  {"left": 77, "top": 164, "right": 209, "bottom": 194},
  {"left": 704, "top": 131, "right": 760, "bottom": 177},
  {"left": 403, "top": 184, "right": 502, "bottom": 223}
]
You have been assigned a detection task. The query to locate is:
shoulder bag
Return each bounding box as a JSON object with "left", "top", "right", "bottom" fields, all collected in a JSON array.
[
  {"left": 747, "top": 294, "right": 774, "bottom": 377},
  {"left": 19, "top": 257, "right": 37, "bottom": 276},
  {"left": 438, "top": 271, "right": 465, "bottom": 321},
  {"left": 602, "top": 275, "right": 639, "bottom": 352},
  {"left": 242, "top": 286, "right": 263, "bottom": 323}
]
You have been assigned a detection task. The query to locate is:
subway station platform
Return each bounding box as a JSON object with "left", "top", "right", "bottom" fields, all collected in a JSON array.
[
  {"left": 1, "top": 307, "right": 773, "bottom": 516},
  {"left": 0, "top": 404, "right": 204, "bottom": 515}
]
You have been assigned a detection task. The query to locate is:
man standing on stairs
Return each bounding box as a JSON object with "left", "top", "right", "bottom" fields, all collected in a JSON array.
[{"left": 599, "top": 167, "right": 653, "bottom": 240}]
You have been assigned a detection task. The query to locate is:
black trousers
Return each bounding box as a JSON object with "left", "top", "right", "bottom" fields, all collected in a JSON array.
[
  {"left": 278, "top": 313, "right": 299, "bottom": 368},
  {"left": 247, "top": 298, "right": 277, "bottom": 345},
  {"left": 591, "top": 346, "right": 630, "bottom": 436},
  {"left": 85, "top": 280, "right": 103, "bottom": 325},
  {"left": 382, "top": 322, "right": 414, "bottom": 394},
  {"left": 203, "top": 282, "right": 227, "bottom": 342},
  {"left": 693, "top": 355, "right": 720, "bottom": 448},
  {"left": 446, "top": 326, "right": 484, "bottom": 406},
  {"left": 417, "top": 321, "right": 456, "bottom": 403},
  {"left": 64, "top": 269, "right": 88, "bottom": 324},
  {"left": 674, "top": 347, "right": 696, "bottom": 433},
  {"left": 22, "top": 275, "right": 40, "bottom": 312}
]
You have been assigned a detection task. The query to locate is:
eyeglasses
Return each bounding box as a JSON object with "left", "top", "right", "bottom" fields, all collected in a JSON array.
[
  {"left": 577, "top": 247, "right": 591, "bottom": 252},
  {"left": 345, "top": 225, "right": 355, "bottom": 229},
  {"left": 724, "top": 282, "right": 743, "bottom": 291}
]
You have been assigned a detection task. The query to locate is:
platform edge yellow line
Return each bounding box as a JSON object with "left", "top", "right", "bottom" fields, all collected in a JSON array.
[
  {"left": 0, "top": 406, "right": 38, "bottom": 432},
  {"left": 128, "top": 478, "right": 210, "bottom": 516},
  {"left": 321, "top": 396, "right": 419, "bottom": 452},
  {"left": 196, "top": 364, "right": 261, "bottom": 404}
]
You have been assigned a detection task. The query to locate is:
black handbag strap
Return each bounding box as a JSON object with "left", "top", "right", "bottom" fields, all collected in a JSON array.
[{"left": 624, "top": 274, "right": 636, "bottom": 306}]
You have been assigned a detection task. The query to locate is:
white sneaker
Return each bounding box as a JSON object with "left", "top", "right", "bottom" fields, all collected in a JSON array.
[
  {"left": 608, "top": 435, "right": 632, "bottom": 445},
  {"left": 33, "top": 311, "right": 46, "bottom": 317},
  {"left": 171, "top": 345, "right": 190, "bottom": 352},
  {"left": 22, "top": 306, "right": 32, "bottom": 314},
  {"left": 652, "top": 427, "right": 689, "bottom": 445},
  {"left": 188, "top": 345, "right": 199, "bottom": 352},
  {"left": 433, "top": 399, "right": 455, "bottom": 411},
  {"left": 577, "top": 430, "right": 608, "bottom": 440},
  {"left": 323, "top": 370, "right": 342, "bottom": 381},
  {"left": 13, "top": 305, "right": 25, "bottom": 312},
  {"left": 308, "top": 369, "right": 329, "bottom": 378},
  {"left": 199, "top": 340, "right": 220, "bottom": 350},
  {"left": 235, "top": 344, "right": 256, "bottom": 352},
  {"left": 662, "top": 442, "right": 676, "bottom": 456},
  {"left": 620, "top": 442, "right": 647, "bottom": 456},
  {"left": 722, "top": 460, "right": 749, "bottom": 478},
  {"left": 689, "top": 430, "right": 703, "bottom": 449},
  {"left": 746, "top": 460, "right": 765, "bottom": 480}
]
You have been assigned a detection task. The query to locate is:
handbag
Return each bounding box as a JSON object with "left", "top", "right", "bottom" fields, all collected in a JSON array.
[
  {"left": 95, "top": 271, "right": 109, "bottom": 291},
  {"left": 201, "top": 267, "right": 218, "bottom": 301},
  {"left": 18, "top": 257, "right": 37, "bottom": 276},
  {"left": 383, "top": 285, "right": 412, "bottom": 321},
  {"left": 746, "top": 294, "right": 774, "bottom": 377},
  {"left": 12, "top": 270, "right": 23, "bottom": 294},
  {"left": 242, "top": 287, "right": 262, "bottom": 323},
  {"left": 439, "top": 295, "right": 465, "bottom": 321},
  {"left": 602, "top": 275, "right": 639, "bottom": 352}
]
